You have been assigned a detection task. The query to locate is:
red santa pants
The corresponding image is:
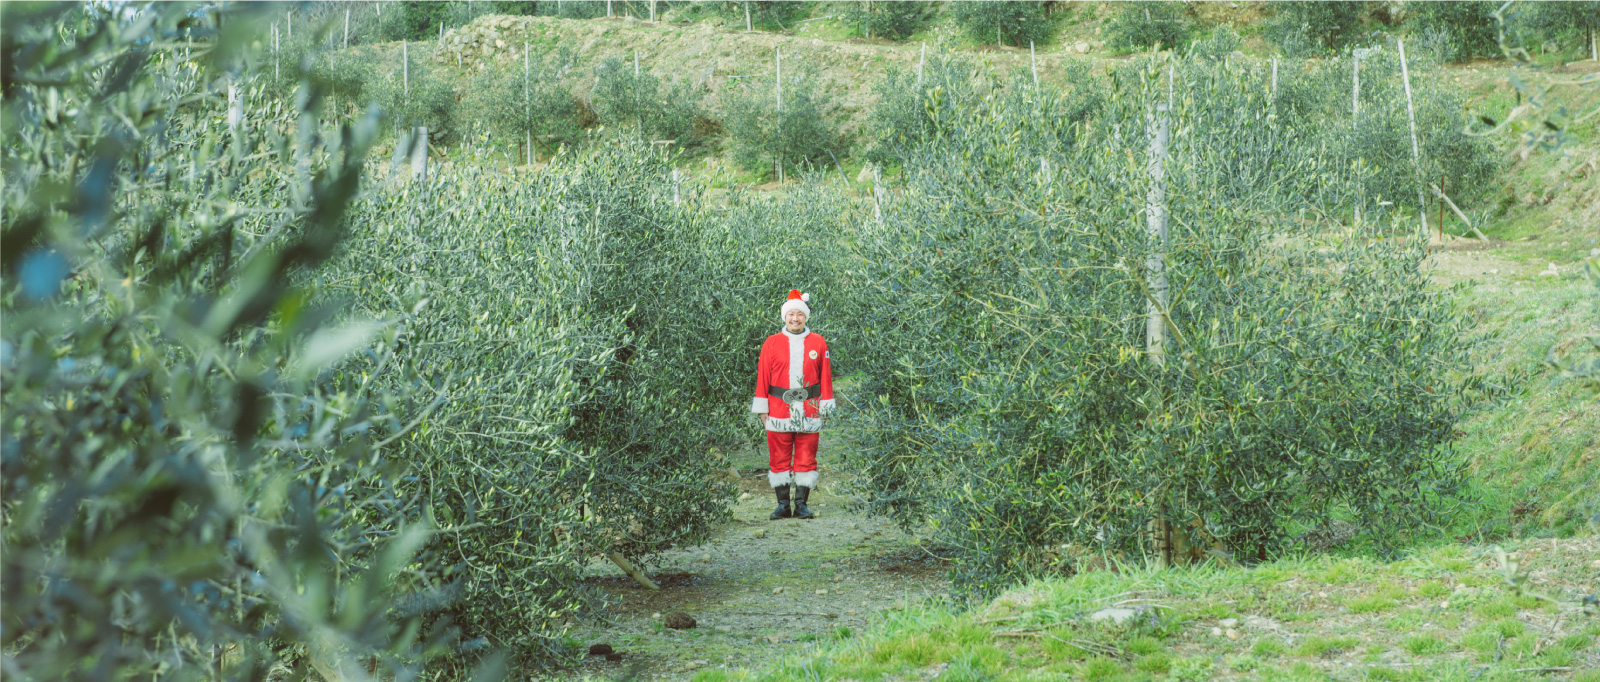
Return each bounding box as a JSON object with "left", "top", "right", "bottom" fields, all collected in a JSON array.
[{"left": 766, "top": 430, "right": 818, "bottom": 475}]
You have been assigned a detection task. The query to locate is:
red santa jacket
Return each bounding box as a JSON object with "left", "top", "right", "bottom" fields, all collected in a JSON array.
[{"left": 752, "top": 327, "right": 835, "bottom": 432}]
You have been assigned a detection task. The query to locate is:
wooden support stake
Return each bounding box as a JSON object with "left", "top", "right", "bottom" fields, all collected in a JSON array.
[
  {"left": 607, "top": 551, "right": 660, "bottom": 590},
  {"left": 1432, "top": 184, "right": 1490, "bottom": 242}
]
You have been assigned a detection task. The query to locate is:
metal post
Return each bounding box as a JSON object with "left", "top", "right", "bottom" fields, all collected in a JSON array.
[
  {"left": 344, "top": 8, "right": 350, "bottom": 48},
  {"left": 1398, "top": 40, "right": 1428, "bottom": 236},
  {"left": 746, "top": 1, "right": 752, "bottom": 31}
]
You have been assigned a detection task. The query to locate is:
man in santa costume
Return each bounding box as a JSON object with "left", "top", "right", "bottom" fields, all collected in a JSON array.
[{"left": 753, "top": 290, "right": 835, "bottom": 520}]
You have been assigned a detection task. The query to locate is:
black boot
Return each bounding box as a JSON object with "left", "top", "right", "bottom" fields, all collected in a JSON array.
[
  {"left": 769, "top": 484, "right": 791, "bottom": 520},
  {"left": 793, "top": 486, "right": 815, "bottom": 519}
]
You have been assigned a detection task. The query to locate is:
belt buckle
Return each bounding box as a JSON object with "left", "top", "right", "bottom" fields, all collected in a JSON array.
[{"left": 782, "top": 387, "right": 808, "bottom": 402}]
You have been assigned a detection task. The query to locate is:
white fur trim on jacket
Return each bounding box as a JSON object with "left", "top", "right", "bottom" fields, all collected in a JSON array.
[
  {"left": 793, "top": 470, "right": 818, "bottom": 489},
  {"left": 752, "top": 396, "right": 769, "bottom": 413},
  {"left": 818, "top": 399, "right": 837, "bottom": 415},
  {"left": 768, "top": 470, "right": 793, "bottom": 488}
]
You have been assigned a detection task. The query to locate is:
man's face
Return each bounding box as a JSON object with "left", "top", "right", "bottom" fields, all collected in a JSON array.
[{"left": 784, "top": 309, "right": 807, "bottom": 332}]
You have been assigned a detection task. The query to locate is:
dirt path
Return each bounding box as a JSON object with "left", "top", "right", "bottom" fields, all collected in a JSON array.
[{"left": 570, "top": 431, "right": 949, "bottom": 680}]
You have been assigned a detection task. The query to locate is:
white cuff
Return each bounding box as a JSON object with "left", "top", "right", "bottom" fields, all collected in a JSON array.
[
  {"left": 768, "top": 471, "right": 793, "bottom": 488},
  {"left": 818, "top": 399, "right": 836, "bottom": 415},
  {"left": 794, "top": 470, "right": 818, "bottom": 489},
  {"left": 752, "top": 396, "right": 768, "bottom": 413}
]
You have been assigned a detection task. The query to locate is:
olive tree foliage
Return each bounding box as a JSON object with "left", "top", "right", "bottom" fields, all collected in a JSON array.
[
  {"left": 464, "top": 46, "right": 585, "bottom": 151},
  {"left": 364, "top": 43, "right": 460, "bottom": 142},
  {"left": 1407, "top": 1, "right": 1506, "bottom": 62},
  {"left": 843, "top": 0, "right": 935, "bottom": 41},
  {"left": 1265, "top": 1, "right": 1369, "bottom": 57},
  {"left": 591, "top": 56, "right": 708, "bottom": 147},
  {"left": 1269, "top": 49, "right": 1497, "bottom": 207},
  {"left": 1, "top": 4, "right": 468, "bottom": 680},
  {"left": 325, "top": 139, "right": 749, "bottom": 668},
  {"left": 833, "top": 58, "right": 1474, "bottom": 595},
  {"left": 948, "top": 1, "right": 1054, "bottom": 48},
  {"left": 722, "top": 58, "right": 846, "bottom": 178},
  {"left": 861, "top": 50, "right": 985, "bottom": 166},
  {"left": 1104, "top": 1, "right": 1195, "bottom": 54}
]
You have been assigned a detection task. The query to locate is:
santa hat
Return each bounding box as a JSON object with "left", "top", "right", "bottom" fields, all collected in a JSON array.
[{"left": 780, "top": 289, "right": 811, "bottom": 320}]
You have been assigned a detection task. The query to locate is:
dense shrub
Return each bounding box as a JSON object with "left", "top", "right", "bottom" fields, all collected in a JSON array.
[
  {"left": 327, "top": 140, "right": 746, "bottom": 667},
  {"left": 1265, "top": 1, "right": 1369, "bottom": 57},
  {"left": 591, "top": 55, "right": 708, "bottom": 147},
  {"left": 380, "top": 0, "right": 450, "bottom": 40},
  {"left": 1104, "top": 1, "right": 1195, "bottom": 54},
  {"left": 1407, "top": 1, "right": 1504, "bottom": 62},
  {"left": 835, "top": 57, "right": 1474, "bottom": 595},
  {"left": 861, "top": 50, "right": 985, "bottom": 165},
  {"left": 366, "top": 44, "right": 460, "bottom": 141},
  {"left": 949, "top": 1, "right": 1054, "bottom": 48},
  {"left": 1520, "top": 2, "right": 1600, "bottom": 58},
  {"left": 722, "top": 58, "right": 845, "bottom": 178},
  {"left": 844, "top": 0, "right": 935, "bottom": 41},
  {"left": 2, "top": 4, "right": 460, "bottom": 679},
  {"left": 702, "top": 0, "right": 810, "bottom": 30},
  {"left": 1269, "top": 51, "right": 1498, "bottom": 207},
  {"left": 465, "top": 45, "right": 585, "bottom": 154},
  {"left": 1189, "top": 25, "right": 1242, "bottom": 59}
]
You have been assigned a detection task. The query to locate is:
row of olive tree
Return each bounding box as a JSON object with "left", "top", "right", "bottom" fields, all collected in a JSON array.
[
  {"left": 2, "top": 4, "right": 482, "bottom": 680},
  {"left": 828, "top": 56, "right": 1478, "bottom": 594}
]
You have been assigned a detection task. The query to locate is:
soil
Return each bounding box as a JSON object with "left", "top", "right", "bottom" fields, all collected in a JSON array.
[{"left": 568, "top": 431, "right": 950, "bottom": 680}]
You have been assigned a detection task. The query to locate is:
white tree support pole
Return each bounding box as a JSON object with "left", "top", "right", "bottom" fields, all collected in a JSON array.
[
  {"left": 273, "top": 23, "right": 279, "bottom": 83},
  {"left": 634, "top": 49, "right": 640, "bottom": 77},
  {"left": 1145, "top": 103, "right": 1170, "bottom": 368},
  {"left": 775, "top": 47, "right": 783, "bottom": 182},
  {"left": 872, "top": 166, "right": 884, "bottom": 223},
  {"left": 673, "top": 168, "right": 681, "bottom": 205},
  {"left": 410, "top": 126, "right": 428, "bottom": 182},
  {"left": 1270, "top": 58, "right": 1278, "bottom": 97},
  {"left": 525, "top": 43, "right": 532, "bottom": 166},
  {"left": 1398, "top": 40, "right": 1429, "bottom": 235},
  {"left": 287, "top": 10, "right": 291, "bottom": 39},
  {"left": 1592, "top": 27, "right": 1598, "bottom": 61},
  {"left": 403, "top": 40, "right": 409, "bottom": 102},
  {"left": 227, "top": 82, "right": 242, "bottom": 129},
  {"left": 918, "top": 42, "right": 926, "bottom": 86},
  {"left": 344, "top": 8, "right": 350, "bottom": 48},
  {"left": 1030, "top": 40, "right": 1038, "bottom": 87},
  {"left": 1351, "top": 54, "right": 1360, "bottom": 126},
  {"left": 1146, "top": 103, "right": 1171, "bottom": 567},
  {"left": 650, "top": 0, "right": 656, "bottom": 22},
  {"left": 746, "top": 2, "right": 752, "bottom": 31}
]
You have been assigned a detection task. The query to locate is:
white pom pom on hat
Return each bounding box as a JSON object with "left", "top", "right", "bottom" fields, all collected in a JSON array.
[{"left": 780, "top": 289, "right": 811, "bottom": 319}]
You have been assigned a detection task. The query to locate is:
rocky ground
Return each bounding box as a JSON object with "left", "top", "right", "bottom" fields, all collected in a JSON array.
[{"left": 567, "top": 431, "right": 950, "bottom": 681}]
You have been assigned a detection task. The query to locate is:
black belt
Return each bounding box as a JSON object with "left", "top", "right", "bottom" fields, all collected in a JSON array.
[{"left": 768, "top": 384, "right": 821, "bottom": 402}]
